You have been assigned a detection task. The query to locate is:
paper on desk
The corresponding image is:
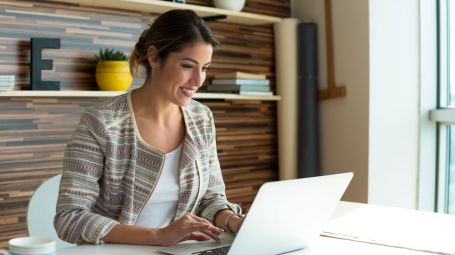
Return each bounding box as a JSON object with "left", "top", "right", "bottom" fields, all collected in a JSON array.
[{"left": 322, "top": 202, "right": 455, "bottom": 255}]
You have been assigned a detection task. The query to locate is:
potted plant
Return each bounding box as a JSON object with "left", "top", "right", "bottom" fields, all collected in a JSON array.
[{"left": 95, "top": 49, "right": 133, "bottom": 91}]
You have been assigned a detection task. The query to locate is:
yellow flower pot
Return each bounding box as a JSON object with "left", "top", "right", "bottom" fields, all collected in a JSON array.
[{"left": 95, "top": 61, "right": 133, "bottom": 91}]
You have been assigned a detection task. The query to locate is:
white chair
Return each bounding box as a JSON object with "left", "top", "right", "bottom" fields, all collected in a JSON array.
[{"left": 27, "top": 174, "right": 76, "bottom": 249}]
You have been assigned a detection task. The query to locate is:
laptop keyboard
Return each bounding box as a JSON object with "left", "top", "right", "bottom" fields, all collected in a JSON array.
[{"left": 191, "top": 245, "right": 231, "bottom": 255}]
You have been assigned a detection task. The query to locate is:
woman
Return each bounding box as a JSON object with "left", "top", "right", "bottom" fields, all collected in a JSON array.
[{"left": 54, "top": 9, "right": 244, "bottom": 246}]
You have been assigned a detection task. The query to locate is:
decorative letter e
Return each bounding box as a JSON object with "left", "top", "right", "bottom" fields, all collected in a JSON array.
[{"left": 30, "top": 38, "right": 61, "bottom": 90}]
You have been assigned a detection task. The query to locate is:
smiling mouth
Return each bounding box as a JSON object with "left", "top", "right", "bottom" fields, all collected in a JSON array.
[{"left": 181, "top": 87, "right": 196, "bottom": 97}]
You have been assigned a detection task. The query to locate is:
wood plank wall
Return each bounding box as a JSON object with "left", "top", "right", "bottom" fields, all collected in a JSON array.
[{"left": 0, "top": 0, "right": 289, "bottom": 248}]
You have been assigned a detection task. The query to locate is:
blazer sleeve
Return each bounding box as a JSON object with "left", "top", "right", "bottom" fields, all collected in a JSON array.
[
  {"left": 197, "top": 110, "right": 242, "bottom": 223},
  {"left": 53, "top": 111, "right": 119, "bottom": 244}
]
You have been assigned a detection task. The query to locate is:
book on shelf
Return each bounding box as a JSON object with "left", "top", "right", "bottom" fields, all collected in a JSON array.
[
  {"left": 206, "top": 84, "right": 271, "bottom": 92},
  {"left": 0, "top": 75, "right": 15, "bottom": 90},
  {"left": 0, "top": 75, "right": 15, "bottom": 82},
  {"left": 239, "top": 90, "right": 274, "bottom": 96},
  {"left": 212, "top": 78, "right": 270, "bottom": 86},
  {"left": 0, "top": 85, "right": 14, "bottom": 90},
  {"left": 214, "top": 72, "right": 267, "bottom": 80}
]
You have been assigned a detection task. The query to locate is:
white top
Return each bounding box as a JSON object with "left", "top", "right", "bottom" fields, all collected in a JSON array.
[{"left": 135, "top": 144, "right": 183, "bottom": 228}]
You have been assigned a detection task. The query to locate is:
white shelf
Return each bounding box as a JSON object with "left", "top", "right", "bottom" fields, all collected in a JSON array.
[
  {"left": 55, "top": 0, "right": 282, "bottom": 25},
  {"left": 0, "top": 90, "right": 121, "bottom": 98},
  {"left": 0, "top": 90, "right": 281, "bottom": 101}
]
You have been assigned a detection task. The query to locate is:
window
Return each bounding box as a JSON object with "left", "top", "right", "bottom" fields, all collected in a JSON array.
[
  {"left": 430, "top": 0, "right": 455, "bottom": 214},
  {"left": 449, "top": 127, "right": 455, "bottom": 213}
]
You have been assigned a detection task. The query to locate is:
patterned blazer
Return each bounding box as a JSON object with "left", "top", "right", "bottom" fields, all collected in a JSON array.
[{"left": 54, "top": 92, "right": 241, "bottom": 244}]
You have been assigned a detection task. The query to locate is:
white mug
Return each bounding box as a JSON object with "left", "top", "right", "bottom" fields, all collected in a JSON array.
[{"left": 0, "top": 236, "right": 56, "bottom": 255}]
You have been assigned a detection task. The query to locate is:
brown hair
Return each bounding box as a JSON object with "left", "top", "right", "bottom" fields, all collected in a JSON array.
[{"left": 129, "top": 9, "right": 219, "bottom": 78}]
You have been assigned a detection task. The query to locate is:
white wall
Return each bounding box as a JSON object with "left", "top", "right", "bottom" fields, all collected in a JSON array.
[
  {"left": 291, "top": 0, "right": 423, "bottom": 208},
  {"left": 291, "top": 0, "right": 370, "bottom": 203},
  {"left": 368, "top": 0, "right": 420, "bottom": 208}
]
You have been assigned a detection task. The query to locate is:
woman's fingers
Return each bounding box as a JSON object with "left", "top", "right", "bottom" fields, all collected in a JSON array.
[
  {"left": 189, "top": 214, "right": 212, "bottom": 224},
  {"left": 187, "top": 221, "right": 209, "bottom": 230},
  {"left": 186, "top": 232, "right": 212, "bottom": 242},
  {"left": 186, "top": 214, "right": 224, "bottom": 234},
  {"left": 187, "top": 221, "right": 221, "bottom": 241},
  {"left": 159, "top": 213, "right": 223, "bottom": 245},
  {"left": 199, "top": 228, "right": 221, "bottom": 241}
]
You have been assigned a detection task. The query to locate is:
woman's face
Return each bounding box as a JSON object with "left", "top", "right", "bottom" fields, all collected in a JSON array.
[{"left": 152, "top": 42, "right": 213, "bottom": 106}]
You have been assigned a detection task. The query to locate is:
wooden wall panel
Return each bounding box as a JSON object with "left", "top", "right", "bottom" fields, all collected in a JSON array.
[
  {"left": 0, "top": 0, "right": 288, "bottom": 248},
  {"left": 0, "top": 97, "right": 100, "bottom": 247},
  {"left": 209, "top": 100, "right": 278, "bottom": 209}
]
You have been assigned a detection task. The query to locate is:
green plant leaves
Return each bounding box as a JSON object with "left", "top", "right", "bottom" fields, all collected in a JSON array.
[{"left": 95, "top": 49, "right": 128, "bottom": 61}]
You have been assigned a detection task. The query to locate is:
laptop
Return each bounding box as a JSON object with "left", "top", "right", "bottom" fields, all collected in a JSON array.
[{"left": 160, "top": 172, "right": 353, "bottom": 255}]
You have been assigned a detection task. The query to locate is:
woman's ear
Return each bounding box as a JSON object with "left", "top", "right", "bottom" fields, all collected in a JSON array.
[{"left": 146, "top": 45, "right": 160, "bottom": 68}]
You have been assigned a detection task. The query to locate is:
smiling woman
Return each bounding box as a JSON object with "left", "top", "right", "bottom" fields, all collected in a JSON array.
[{"left": 53, "top": 9, "right": 244, "bottom": 246}]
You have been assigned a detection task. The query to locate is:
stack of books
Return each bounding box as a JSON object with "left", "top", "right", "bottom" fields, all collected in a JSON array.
[
  {"left": 0, "top": 75, "right": 15, "bottom": 90},
  {"left": 206, "top": 72, "right": 272, "bottom": 96}
]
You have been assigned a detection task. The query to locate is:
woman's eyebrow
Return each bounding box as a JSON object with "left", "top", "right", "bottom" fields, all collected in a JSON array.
[{"left": 180, "top": 57, "right": 211, "bottom": 65}]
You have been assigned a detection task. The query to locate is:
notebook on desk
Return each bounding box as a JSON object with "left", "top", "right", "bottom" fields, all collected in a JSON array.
[{"left": 160, "top": 172, "right": 353, "bottom": 255}]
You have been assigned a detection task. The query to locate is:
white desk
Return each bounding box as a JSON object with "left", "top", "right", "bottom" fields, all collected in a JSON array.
[
  {"left": 323, "top": 201, "right": 455, "bottom": 255},
  {"left": 56, "top": 237, "right": 436, "bottom": 255},
  {"left": 56, "top": 201, "right": 454, "bottom": 255}
]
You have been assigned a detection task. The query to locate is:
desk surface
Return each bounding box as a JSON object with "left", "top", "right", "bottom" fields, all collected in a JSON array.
[
  {"left": 324, "top": 201, "right": 455, "bottom": 255},
  {"left": 56, "top": 236, "right": 436, "bottom": 255},
  {"left": 56, "top": 201, "right": 453, "bottom": 255}
]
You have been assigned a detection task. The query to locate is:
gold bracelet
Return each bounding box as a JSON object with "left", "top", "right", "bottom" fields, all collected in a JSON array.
[{"left": 223, "top": 213, "right": 236, "bottom": 233}]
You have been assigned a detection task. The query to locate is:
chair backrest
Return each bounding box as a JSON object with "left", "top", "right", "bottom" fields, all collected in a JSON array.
[{"left": 27, "top": 174, "right": 75, "bottom": 249}]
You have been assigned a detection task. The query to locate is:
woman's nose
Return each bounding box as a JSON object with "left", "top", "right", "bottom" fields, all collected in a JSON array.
[{"left": 192, "top": 70, "right": 204, "bottom": 88}]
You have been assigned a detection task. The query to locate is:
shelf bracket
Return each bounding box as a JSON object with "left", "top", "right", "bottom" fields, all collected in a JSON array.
[{"left": 202, "top": 15, "right": 227, "bottom": 22}]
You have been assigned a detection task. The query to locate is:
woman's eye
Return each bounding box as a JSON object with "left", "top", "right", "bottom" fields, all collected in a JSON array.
[
  {"left": 182, "top": 64, "right": 193, "bottom": 69},
  {"left": 202, "top": 66, "right": 209, "bottom": 72}
]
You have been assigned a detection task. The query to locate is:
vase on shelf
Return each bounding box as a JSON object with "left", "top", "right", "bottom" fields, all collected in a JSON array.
[
  {"left": 213, "top": 0, "right": 245, "bottom": 12},
  {"left": 94, "top": 49, "right": 133, "bottom": 91},
  {"left": 95, "top": 61, "right": 132, "bottom": 91}
]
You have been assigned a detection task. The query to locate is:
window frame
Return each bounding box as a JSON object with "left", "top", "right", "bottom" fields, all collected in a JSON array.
[
  {"left": 418, "top": 0, "right": 438, "bottom": 212},
  {"left": 428, "top": 0, "right": 455, "bottom": 214}
]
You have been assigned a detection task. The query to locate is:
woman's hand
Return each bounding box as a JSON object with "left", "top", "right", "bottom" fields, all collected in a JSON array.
[
  {"left": 158, "top": 213, "right": 224, "bottom": 246},
  {"left": 228, "top": 215, "right": 244, "bottom": 233}
]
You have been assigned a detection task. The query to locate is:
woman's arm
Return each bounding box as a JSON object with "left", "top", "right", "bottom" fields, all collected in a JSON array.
[
  {"left": 54, "top": 111, "right": 119, "bottom": 244},
  {"left": 102, "top": 213, "right": 224, "bottom": 246},
  {"left": 214, "top": 209, "right": 244, "bottom": 233},
  {"left": 101, "top": 224, "right": 159, "bottom": 245}
]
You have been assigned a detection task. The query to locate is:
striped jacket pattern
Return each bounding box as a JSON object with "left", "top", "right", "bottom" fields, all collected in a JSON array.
[{"left": 53, "top": 92, "right": 241, "bottom": 244}]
